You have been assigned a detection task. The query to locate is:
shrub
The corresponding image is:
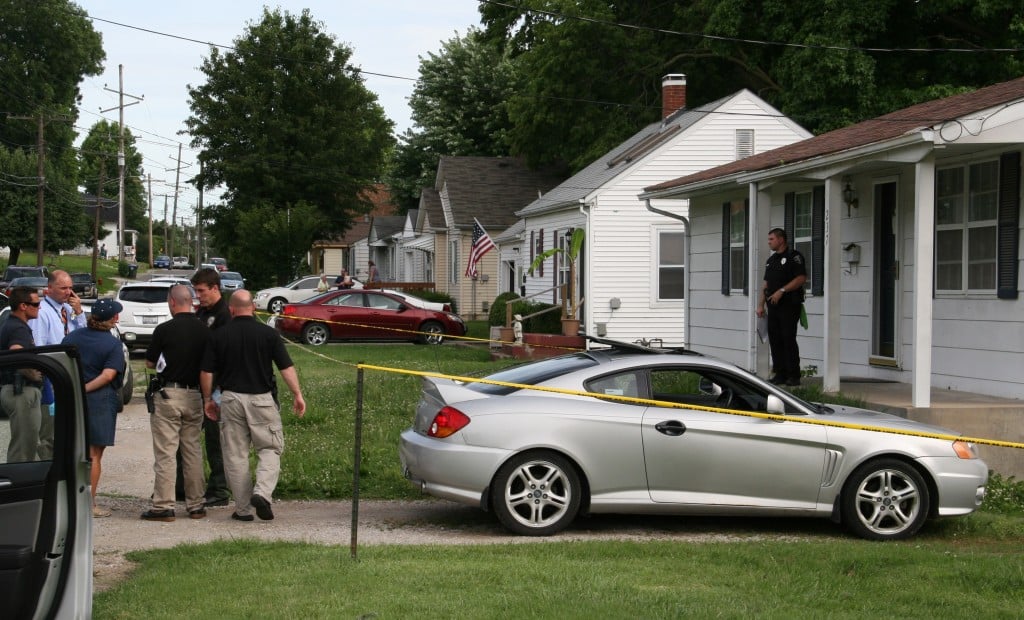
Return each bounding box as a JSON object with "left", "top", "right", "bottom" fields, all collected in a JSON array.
[
  {"left": 488, "top": 292, "right": 521, "bottom": 326},
  {"left": 117, "top": 260, "right": 130, "bottom": 277}
]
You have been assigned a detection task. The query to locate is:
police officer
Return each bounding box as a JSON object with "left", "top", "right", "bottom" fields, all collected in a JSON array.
[
  {"left": 1, "top": 287, "right": 43, "bottom": 462},
  {"left": 756, "top": 228, "right": 807, "bottom": 386}
]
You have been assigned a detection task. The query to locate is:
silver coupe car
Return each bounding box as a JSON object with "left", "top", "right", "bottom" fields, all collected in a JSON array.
[{"left": 399, "top": 338, "right": 988, "bottom": 540}]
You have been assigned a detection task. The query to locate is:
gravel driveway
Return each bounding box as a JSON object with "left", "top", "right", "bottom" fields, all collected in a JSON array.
[{"left": 93, "top": 402, "right": 826, "bottom": 591}]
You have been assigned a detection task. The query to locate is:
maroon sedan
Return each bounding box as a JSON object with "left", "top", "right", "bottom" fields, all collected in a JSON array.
[{"left": 276, "top": 289, "right": 466, "bottom": 345}]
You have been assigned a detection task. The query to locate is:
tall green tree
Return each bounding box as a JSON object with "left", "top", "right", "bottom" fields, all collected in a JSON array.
[
  {"left": 184, "top": 7, "right": 394, "bottom": 281},
  {"left": 0, "top": 0, "right": 104, "bottom": 264},
  {"left": 386, "top": 29, "right": 520, "bottom": 211},
  {"left": 78, "top": 120, "right": 147, "bottom": 242},
  {"left": 480, "top": 0, "right": 1024, "bottom": 169}
]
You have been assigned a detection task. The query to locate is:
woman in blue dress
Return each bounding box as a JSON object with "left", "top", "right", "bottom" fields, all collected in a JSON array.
[{"left": 63, "top": 298, "right": 125, "bottom": 517}]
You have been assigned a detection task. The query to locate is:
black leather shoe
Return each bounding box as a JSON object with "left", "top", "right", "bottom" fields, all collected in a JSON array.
[
  {"left": 250, "top": 494, "right": 274, "bottom": 521},
  {"left": 785, "top": 378, "right": 801, "bottom": 387},
  {"left": 189, "top": 507, "right": 207, "bottom": 519},
  {"left": 141, "top": 509, "right": 175, "bottom": 522},
  {"left": 231, "top": 512, "right": 254, "bottom": 522},
  {"left": 768, "top": 375, "right": 787, "bottom": 385},
  {"left": 204, "top": 496, "right": 230, "bottom": 508}
]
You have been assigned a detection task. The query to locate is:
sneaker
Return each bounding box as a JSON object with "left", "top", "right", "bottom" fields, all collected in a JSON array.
[
  {"left": 141, "top": 508, "right": 176, "bottom": 522},
  {"left": 231, "top": 512, "right": 254, "bottom": 522},
  {"left": 92, "top": 505, "right": 112, "bottom": 518},
  {"left": 250, "top": 494, "right": 274, "bottom": 521},
  {"left": 204, "top": 496, "right": 230, "bottom": 508},
  {"left": 188, "top": 507, "right": 207, "bottom": 520}
]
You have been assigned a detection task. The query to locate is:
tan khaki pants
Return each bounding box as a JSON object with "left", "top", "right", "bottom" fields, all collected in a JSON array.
[
  {"left": 150, "top": 387, "right": 205, "bottom": 511},
  {"left": 219, "top": 391, "right": 283, "bottom": 517}
]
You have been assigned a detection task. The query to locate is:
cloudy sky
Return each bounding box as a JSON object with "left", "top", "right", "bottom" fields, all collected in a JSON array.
[{"left": 75, "top": 1, "right": 483, "bottom": 219}]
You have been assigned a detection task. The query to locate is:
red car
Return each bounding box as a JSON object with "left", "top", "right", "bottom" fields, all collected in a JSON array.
[{"left": 275, "top": 290, "right": 466, "bottom": 345}]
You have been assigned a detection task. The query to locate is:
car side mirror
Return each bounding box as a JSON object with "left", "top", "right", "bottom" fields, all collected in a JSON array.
[
  {"left": 766, "top": 394, "right": 785, "bottom": 414},
  {"left": 397, "top": 304, "right": 408, "bottom": 312}
]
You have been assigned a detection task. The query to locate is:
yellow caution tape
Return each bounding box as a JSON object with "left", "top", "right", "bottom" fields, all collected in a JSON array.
[{"left": 356, "top": 363, "right": 1024, "bottom": 450}]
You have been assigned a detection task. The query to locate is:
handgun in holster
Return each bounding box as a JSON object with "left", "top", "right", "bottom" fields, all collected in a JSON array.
[{"left": 144, "top": 374, "right": 169, "bottom": 414}]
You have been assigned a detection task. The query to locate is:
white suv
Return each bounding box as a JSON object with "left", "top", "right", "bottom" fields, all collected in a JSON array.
[{"left": 116, "top": 280, "right": 196, "bottom": 350}]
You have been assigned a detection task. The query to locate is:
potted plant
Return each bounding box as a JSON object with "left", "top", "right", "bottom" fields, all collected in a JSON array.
[{"left": 528, "top": 228, "right": 585, "bottom": 336}]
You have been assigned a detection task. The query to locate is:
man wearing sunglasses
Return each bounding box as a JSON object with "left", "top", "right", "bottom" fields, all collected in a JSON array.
[{"left": 1, "top": 287, "right": 44, "bottom": 462}]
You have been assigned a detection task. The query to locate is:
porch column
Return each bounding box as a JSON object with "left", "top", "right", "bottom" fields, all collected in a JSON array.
[
  {"left": 750, "top": 183, "right": 772, "bottom": 374},
  {"left": 912, "top": 156, "right": 935, "bottom": 407},
  {"left": 822, "top": 178, "right": 843, "bottom": 392}
]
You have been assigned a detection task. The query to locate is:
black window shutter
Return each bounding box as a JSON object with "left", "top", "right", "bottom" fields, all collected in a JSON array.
[
  {"left": 721, "top": 202, "right": 730, "bottom": 295},
  {"left": 743, "top": 199, "right": 750, "bottom": 295},
  {"left": 812, "top": 185, "right": 825, "bottom": 296},
  {"left": 998, "top": 151, "right": 1020, "bottom": 299},
  {"left": 784, "top": 192, "right": 795, "bottom": 241}
]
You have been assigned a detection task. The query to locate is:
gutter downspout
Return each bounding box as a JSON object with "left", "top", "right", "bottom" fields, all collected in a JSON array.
[
  {"left": 579, "top": 198, "right": 591, "bottom": 347},
  {"left": 644, "top": 199, "right": 690, "bottom": 348}
]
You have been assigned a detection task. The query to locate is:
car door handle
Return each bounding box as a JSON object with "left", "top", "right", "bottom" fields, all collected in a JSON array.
[
  {"left": 0, "top": 479, "right": 12, "bottom": 489},
  {"left": 654, "top": 420, "right": 686, "bottom": 436}
]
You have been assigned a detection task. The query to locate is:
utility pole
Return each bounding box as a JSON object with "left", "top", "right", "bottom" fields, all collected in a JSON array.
[
  {"left": 147, "top": 174, "right": 166, "bottom": 266},
  {"left": 91, "top": 160, "right": 106, "bottom": 281},
  {"left": 166, "top": 143, "right": 190, "bottom": 258},
  {"left": 195, "top": 160, "right": 204, "bottom": 264},
  {"left": 9, "top": 110, "right": 70, "bottom": 265},
  {"left": 101, "top": 64, "right": 143, "bottom": 263}
]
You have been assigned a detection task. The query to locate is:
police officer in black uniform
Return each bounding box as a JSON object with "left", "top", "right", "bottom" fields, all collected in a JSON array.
[{"left": 757, "top": 228, "right": 807, "bottom": 386}]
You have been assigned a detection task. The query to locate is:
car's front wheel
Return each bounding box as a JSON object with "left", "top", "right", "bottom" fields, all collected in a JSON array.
[
  {"left": 418, "top": 321, "right": 445, "bottom": 345},
  {"left": 269, "top": 297, "right": 287, "bottom": 314},
  {"left": 841, "top": 458, "right": 930, "bottom": 540},
  {"left": 302, "top": 322, "right": 330, "bottom": 346},
  {"left": 491, "top": 451, "right": 582, "bottom": 536}
]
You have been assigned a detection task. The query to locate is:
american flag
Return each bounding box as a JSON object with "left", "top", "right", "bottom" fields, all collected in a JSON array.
[{"left": 465, "top": 219, "right": 496, "bottom": 278}]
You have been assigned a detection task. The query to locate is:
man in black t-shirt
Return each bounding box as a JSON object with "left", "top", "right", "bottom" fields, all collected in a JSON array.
[
  {"left": 201, "top": 290, "right": 306, "bottom": 521},
  {"left": 756, "top": 228, "right": 807, "bottom": 386},
  {"left": 1, "top": 287, "right": 43, "bottom": 462}
]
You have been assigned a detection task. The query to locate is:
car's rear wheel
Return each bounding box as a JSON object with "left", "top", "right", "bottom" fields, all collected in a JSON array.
[
  {"left": 302, "top": 322, "right": 329, "bottom": 346},
  {"left": 418, "top": 321, "right": 445, "bottom": 345},
  {"left": 269, "top": 297, "right": 287, "bottom": 314},
  {"left": 491, "top": 451, "right": 581, "bottom": 536},
  {"left": 841, "top": 458, "right": 930, "bottom": 540}
]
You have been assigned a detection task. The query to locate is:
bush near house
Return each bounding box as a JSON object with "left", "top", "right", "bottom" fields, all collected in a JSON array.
[{"left": 488, "top": 292, "right": 561, "bottom": 334}]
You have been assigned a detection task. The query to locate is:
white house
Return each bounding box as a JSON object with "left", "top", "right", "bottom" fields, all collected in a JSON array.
[
  {"left": 640, "top": 75, "right": 1024, "bottom": 403},
  {"left": 516, "top": 75, "right": 811, "bottom": 345}
]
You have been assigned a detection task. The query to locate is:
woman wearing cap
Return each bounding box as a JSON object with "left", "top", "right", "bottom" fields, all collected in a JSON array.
[{"left": 62, "top": 298, "right": 126, "bottom": 517}]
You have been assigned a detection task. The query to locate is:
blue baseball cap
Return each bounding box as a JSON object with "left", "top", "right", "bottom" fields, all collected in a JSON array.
[{"left": 91, "top": 298, "right": 123, "bottom": 321}]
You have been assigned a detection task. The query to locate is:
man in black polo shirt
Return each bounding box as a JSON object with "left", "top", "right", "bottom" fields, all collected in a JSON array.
[
  {"left": 1, "top": 287, "right": 43, "bottom": 462},
  {"left": 201, "top": 289, "right": 306, "bottom": 521},
  {"left": 189, "top": 267, "right": 232, "bottom": 507},
  {"left": 142, "top": 285, "right": 210, "bottom": 522},
  {"left": 756, "top": 228, "right": 807, "bottom": 386}
]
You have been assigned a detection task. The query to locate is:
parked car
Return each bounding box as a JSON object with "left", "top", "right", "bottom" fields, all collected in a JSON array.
[
  {"left": 254, "top": 275, "right": 337, "bottom": 314},
  {"left": 4, "top": 276, "right": 49, "bottom": 297},
  {"left": 209, "top": 257, "right": 228, "bottom": 272},
  {"left": 0, "top": 346, "right": 93, "bottom": 617},
  {"left": 220, "top": 271, "right": 245, "bottom": 291},
  {"left": 0, "top": 292, "right": 8, "bottom": 311},
  {"left": 172, "top": 256, "right": 190, "bottom": 269},
  {"left": 380, "top": 289, "right": 450, "bottom": 312},
  {"left": 153, "top": 255, "right": 172, "bottom": 269},
  {"left": 275, "top": 289, "right": 466, "bottom": 345},
  {"left": 69, "top": 272, "right": 97, "bottom": 298},
  {"left": 198, "top": 263, "right": 217, "bottom": 273},
  {"left": 399, "top": 337, "right": 988, "bottom": 540},
  {"left": 115, "top": 280, "right": 197, "bottom": 349},
  {"left": 0, "top": 265, "right": 48, "bottom": 292}
]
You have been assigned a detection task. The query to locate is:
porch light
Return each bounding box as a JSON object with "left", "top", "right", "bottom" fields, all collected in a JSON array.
[{"left": 842, "top": 179, "right": 858, "bottom": 217}]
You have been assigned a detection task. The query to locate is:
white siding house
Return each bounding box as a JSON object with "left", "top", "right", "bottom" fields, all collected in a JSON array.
[
  {"left": 640, "top": 75, "right": 1024, "bottom": 403},
  {"left": 517, "top": 75, "right": 811, "bottom": 346}
]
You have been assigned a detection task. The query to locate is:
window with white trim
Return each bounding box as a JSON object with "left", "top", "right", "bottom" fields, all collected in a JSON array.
[
  {"left": 794, "top": 191, "right": 813, "bottom": 292},
  {"left": 449, "top": 239, "right": 459, "bottom": 284},
  {"left": 657, "top": 230, "right": 685, "bottom": 300},
  {"left": 936, "top": 160, "right": 998, "bottom": 291},
  {"left": 729, "top": 202, "right": 746, "bottom": 291}
]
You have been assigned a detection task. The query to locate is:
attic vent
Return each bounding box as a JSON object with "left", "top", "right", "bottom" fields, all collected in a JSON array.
[
  {"left": 607, "top": 124, "right": 682, "bottom": 168},
  {"left": 736, "top": 129, "right": 754, "bottom": 160}
]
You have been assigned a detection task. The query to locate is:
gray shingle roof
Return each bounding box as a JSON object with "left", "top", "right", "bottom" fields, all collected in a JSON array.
[
  {"left": 645, "top": 75, "right": 1024, "bottom": 193},
  {"left": 435, "top": 156, "right": 565, "bottom": 230},
  {"left": 517, "top": 92, "right": 738, "bottom": 216}
]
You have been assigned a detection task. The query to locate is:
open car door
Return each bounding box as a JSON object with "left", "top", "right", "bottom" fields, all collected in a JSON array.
[{"left": 0, "top": 345, "right": 92, "bottom": 619}]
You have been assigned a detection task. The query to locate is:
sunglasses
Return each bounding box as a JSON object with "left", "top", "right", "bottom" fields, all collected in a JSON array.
[{"left": 23, "top": 301, "right": 41, "bottom": 307}]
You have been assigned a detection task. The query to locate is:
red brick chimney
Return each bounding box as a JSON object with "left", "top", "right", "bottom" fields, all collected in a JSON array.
[{"left": 662, "top": 74, "right": 687, "bottom": 119}]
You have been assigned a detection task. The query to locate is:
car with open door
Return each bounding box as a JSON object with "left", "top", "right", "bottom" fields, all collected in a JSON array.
[{"left": 0, "top": 345, "right": 93, "bottom": 617}]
